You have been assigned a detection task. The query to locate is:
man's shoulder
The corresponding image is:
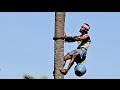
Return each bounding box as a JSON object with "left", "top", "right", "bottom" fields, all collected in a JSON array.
[{"left": 84, "top": 34, "right": 91, "bottom": 41}]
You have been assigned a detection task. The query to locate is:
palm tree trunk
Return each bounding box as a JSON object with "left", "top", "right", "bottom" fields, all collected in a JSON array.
[{"left": 54, "top": 12, "right": 65, "bottom": 79}]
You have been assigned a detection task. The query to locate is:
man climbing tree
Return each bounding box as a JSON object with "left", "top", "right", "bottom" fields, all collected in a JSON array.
[{"left": 60, "top": 23, "right": 91, "bottom": 75}]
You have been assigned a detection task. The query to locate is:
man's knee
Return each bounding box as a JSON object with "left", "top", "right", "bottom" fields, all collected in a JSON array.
[
  {"left": 73, "top": 52, "right": 80, "bottom": 57},
  {"left": 64, "top": 54, "right": 72, "bottom": 61},
  {"left": 71, "top": 52, "right": 80, "bottom": 62}
]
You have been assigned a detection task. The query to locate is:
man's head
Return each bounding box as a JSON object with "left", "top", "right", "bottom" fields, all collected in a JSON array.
[{"left": 80, "top": 23, "right": 90, "bottom": 33}]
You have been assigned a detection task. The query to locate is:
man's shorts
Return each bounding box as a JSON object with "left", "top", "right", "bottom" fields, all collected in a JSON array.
[{"left": 68, "top": 48, "right": 87, "bottom": 62}]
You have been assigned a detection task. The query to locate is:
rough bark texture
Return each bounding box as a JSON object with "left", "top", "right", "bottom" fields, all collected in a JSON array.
[{"left": 54, "top": 12, "right": 65, "bottom": 79}]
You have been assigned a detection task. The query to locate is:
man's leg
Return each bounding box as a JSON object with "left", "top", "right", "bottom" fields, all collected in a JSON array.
[
  {"left": 53, "top": 54, "right": 72, "bottom": 76},
  {"left": 60, "top": 48, "right": 87, "bottom": 75},
  {"left": 60, "top": 52, "right": 80, "bottom": 75},
  {"left": 63, "top": 54, "right": 72, "bottom": 67},
  {"left": 62, "top": 50, "right": 76, "bottom": 67}
]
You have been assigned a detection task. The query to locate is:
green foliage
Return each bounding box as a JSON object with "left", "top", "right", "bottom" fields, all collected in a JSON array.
[
  {"left": 23, "top": 74, "right": 35, "bottom": 79},
  {"left": 23, "top": 74, "right": 48, "bottom": 79},
  {"left": 40, "top": 75, "right": 48, "bottom": 79}
]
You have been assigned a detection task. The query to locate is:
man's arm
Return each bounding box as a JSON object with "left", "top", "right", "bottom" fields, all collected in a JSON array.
[
  {"left": 53, "top": 35, "right": 75, "bottom": 42},
  {"left": 73, "top": 34, "right": 89, "bottom": 41},
  {"left": 64, "top": 36, "right": 75, "bottom": 42}
]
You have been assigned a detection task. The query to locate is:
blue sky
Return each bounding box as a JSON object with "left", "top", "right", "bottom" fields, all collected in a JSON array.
[{"left": 0, "top": 12, "right": 120, "bottom": 79}]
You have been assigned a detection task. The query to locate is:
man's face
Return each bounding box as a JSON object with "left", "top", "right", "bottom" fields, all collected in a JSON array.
[
  {"left": 79, "top": 24, "right": 89, "bottom": 33},
  {"left": 79, "top": 26, "right": 87, "bottom": 33}
]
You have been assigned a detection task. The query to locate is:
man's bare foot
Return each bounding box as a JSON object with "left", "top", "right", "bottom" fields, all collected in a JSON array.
[{"left": 59, "top": 68, "right": 68, "bottom": 75}]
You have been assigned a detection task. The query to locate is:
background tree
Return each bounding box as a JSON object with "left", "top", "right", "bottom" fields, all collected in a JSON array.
[{"left": 23, "top": 74, "right": 48, "bottom": 79}]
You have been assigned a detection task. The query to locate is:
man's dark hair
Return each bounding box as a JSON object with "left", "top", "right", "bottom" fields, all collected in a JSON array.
[{"left": 84, "top": 23, "right": 90, "bottom": 30}]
